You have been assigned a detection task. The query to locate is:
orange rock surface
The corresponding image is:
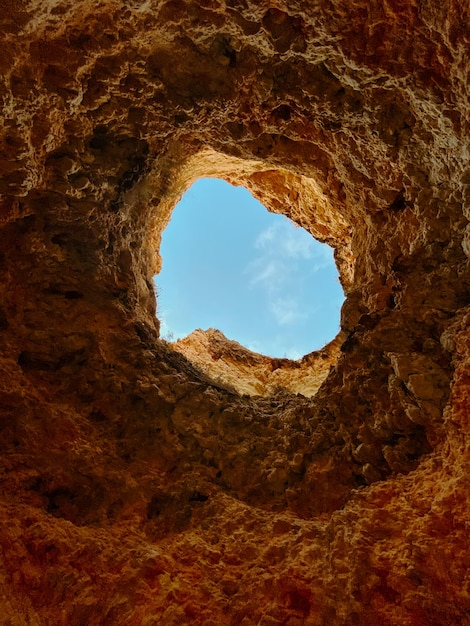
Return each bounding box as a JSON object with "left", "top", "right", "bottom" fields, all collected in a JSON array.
[
  {"left": 0, "top": 1, "right": 469, "bottom": 624},
  {"left": 168, "top": 328, "right": 344, "bottom": 397}
]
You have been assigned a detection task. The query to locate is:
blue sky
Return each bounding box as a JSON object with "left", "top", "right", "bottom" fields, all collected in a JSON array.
[{"left": 155, "top": 178, "right": 344, "bottom": 359}]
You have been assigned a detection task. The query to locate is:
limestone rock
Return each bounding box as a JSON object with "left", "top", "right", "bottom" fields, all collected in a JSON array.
[
  {"left": 0, "top": 0, "right": 469, "bottom": 624},
  {"left": 168, "top": 328, "right": 344, "bottom": 397}
]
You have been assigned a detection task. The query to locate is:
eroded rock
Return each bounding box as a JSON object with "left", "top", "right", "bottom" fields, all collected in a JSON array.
[{"left": 0, "top": 0, "right": 469, "bottom": 624}]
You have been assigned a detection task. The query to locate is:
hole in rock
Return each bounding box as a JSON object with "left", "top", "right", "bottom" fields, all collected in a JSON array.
[{"left": 155, "top": 178, "right": 344, "bottom": 359}]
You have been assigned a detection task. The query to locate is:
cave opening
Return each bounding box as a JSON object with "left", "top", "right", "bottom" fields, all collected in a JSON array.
[{"left": 154, "top": 177, "right": 344, "bottom": 359}]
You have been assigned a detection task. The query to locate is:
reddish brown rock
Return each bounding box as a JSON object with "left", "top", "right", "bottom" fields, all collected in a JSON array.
[{"left": 0, "top": 0, "right": 469, "bottom": 624}]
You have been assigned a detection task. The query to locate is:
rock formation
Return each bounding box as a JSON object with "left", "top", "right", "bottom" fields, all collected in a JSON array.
[
  {"left": 167, "top": 328, "right": 344, "bottom": 397},
  {"left": 0, "top": 0, "right": 469, "bottom": 624}
]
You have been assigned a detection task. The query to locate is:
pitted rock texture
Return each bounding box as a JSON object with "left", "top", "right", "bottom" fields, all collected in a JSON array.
[
  {"left": 167, "top": 328, "right": 345, "bottom": 397},
  {"left": 0, "top": 1, "right": 469, "bottom": 625}
]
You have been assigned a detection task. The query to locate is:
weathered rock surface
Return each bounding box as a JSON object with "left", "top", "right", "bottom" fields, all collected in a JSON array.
[
  {"left": 168, "top": 328, "right": 344, "bottom": 397},
  {"left": 0, "top": 0, "right": 469, "bottom": 624}
]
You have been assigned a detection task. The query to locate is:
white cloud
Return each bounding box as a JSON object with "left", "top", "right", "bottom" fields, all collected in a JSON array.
[
  {"left": 269, "top": 297, "right": 305, "bottom": 326},
  {"left": 249, "top": 259, "right": 278, "bottom": 286},
  {"left": 245, "top": 216, "right": 338, "bottom": 336},
  {"left": 254, "top": 224, "right": 277, "bottom": 249},
  {"left": 247, "top": 258, "right": 287, "bottom": 292},
  {"left": 282, "top": 230, "right": 315, "bottom": 259},
  {"left": 254, "top": 219, "right": 328, "bottom": 262}
]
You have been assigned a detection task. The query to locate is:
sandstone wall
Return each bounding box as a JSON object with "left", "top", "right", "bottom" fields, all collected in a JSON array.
[{"left": 0, "top": 1, "right": 469, "bottom": 624}]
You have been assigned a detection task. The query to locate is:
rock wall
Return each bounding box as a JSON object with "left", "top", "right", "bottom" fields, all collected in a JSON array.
[{"left": 0, "top": 1, "right": 469, "bottom": 624}]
